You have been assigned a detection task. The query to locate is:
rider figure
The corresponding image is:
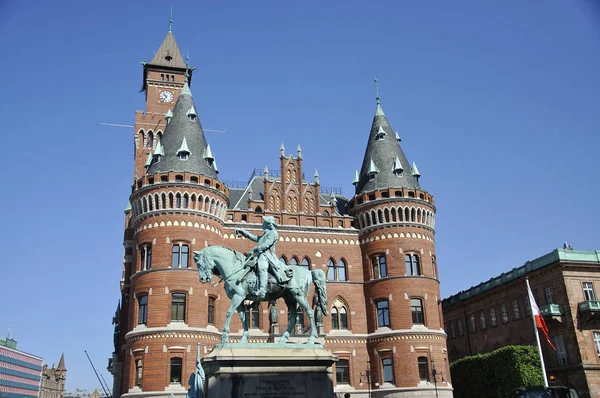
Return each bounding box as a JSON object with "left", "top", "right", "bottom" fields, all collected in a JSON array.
[{"left": 235, "top": 216, "right": 293, "bottom": 298}]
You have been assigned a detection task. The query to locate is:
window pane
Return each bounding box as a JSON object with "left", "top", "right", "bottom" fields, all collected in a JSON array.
[
  {"left": 337, "top": 260, "right": 346, "bottom": 281},
  {"left": 383, "top": 358, "right": 394, "bottom": 383},
  {"left": 171, "top": 245, "right": 180, "bottom": 267},
  {"left": 380, "top": 256, "right": 387, "bottom": 278},
  {"left": 336, "top": 359, "right": 349, "bottom": 384},
  {"left": 545, "top": 287, "right": 554, "bottom": 305},
  {"left": 208, "top": 297, "right": 215, "bottom": 325},
  {"left": 479, "top": 311, "right": 486, "bottom": 329},
  {"left": 340, "top": 307, "right": 348, "bottom": 329},
  {"left": 135, "top": 359, "right": 143, "bottom": 386},
  {"left": 594, "top": 331, "right": 600, "bottom": 356},
  {"left": 418, "top": 357, "right": 428, "bottom": 381},
  {"left": 138, "top": 295, "right": 148, "bottom": 325},
  {"left": 584, "top": 282, "right": 596, "bottom": 301},
  {"left": 181, "top": 245, "right": 189, "bottom": 268},
  {"left": 413, "top": 255, "right": 420, "bottom": 275},
  {"left": 490, "top": 308, "right": 497, "bottom": 326},
  {"left": 405, "top": 254, "right": 412, "bottom": 275},
  {"left": 501, "top": 304, "right": 509, "bottom": 323},
  {"left": 332, "top": 307, "right": 339, "bottom": 329},
  {"left": 252, "top": 308, "right": 260, "bottom": 329},
  {"left": 301, "top": 257, "right": 310, "bottom": 270},
  {"left": 170, "top": 358, "right": 182, "bottom": 383},
  {"left": 172, "top": 294, "right": 186, "bottom": 322},
  {"left": 377, "top": 300, "right": 390, "bottom": 327},
  {"left": 372, "top": 257, "right": 380, "bottom": 279},
  {"left": 327, "top": 260, "right": 335, "bottom": 280},
  {"left": 411, "top": 299, "right": 424, "bottom": 325},
  {"left": 289, "top": 257, "right": 298, "bottom": 265},
  {"left": 512, "top": 300, "right": 521, "bottom": 319}
]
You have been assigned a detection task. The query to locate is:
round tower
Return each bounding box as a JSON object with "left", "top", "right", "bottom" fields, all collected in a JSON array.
[
  {"left": 117, "top": 30, "right": 229, "bottom": 395},
  {"left": 348, "top": 94, "right": 451, "bottom": 397}
]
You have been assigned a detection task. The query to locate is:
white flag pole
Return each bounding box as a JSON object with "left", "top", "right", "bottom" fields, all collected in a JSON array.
[{"left": 526, "top": 277, "right": 549, "bottom": 387}]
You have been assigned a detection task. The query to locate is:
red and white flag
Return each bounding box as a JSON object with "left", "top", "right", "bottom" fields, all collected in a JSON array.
[{"left": 527, "top": 283, "right": 556, "bottom": 350}]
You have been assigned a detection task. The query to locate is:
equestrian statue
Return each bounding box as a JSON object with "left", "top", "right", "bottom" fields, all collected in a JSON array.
[{"left": 193, "top": 216, "right": 328, "bottom": 344}]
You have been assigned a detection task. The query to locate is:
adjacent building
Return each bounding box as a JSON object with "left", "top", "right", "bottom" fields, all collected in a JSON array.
[
  {"left": 0, "top": 338, "right": 43, "bottom": 398},
  {"left": 40, "top": 355, "right": 67, "bottom": 398},
  {"left": 108, "top": 26, "right": 452, "bottom": 397},
  {"left": 442, "top": 248, "right": 600, "bottom": 397}
]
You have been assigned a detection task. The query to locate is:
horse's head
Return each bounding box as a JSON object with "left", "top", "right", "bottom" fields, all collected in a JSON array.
[{"left": 193, "top": 250, "right": 213, "bottom": 284}]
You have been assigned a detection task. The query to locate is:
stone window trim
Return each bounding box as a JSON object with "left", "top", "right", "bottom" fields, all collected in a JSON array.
[
  {"left": 593, "top": 331, "right": 600, "bottom": 356},
  {"left": 500, "top": 303, "right": 509, "bottom": 323},
  {"left": 331, "top": 297, "right": 350, "bottom": 330},
  {"left": 134, "top": 357, "right": 143, "bottom": 388},
  {"left": 417, "top": 355, "right": 430, "bottom": 382},
  {"left": 545, "top": 286, "right": 555, "bottom": 305},
  {"left": 512, "top": 299, "right": 521, "bottom": 320},
  {"left": 489, "top": 308, "right": 498, "bottom": 327},
  {"left": 379, "top": 353, "right": 395, "bottom": 385},
  {"left": 327, "top": 257, "right": 348, "bottom": 281},
  {"left": 168, "top": 353, "right": 185, "bottom": 385}
]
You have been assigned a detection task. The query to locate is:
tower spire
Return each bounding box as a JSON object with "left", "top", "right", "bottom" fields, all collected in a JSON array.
[
  {"left": 374, "top": 78, "right": 380, "bottom": 104},
  {"left": 169, "top": 6, "right": 173, "bottom": 32}
]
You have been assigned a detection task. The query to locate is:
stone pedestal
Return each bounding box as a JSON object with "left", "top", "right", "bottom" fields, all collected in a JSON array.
[{"left": 202, "top": 344, "right": 337, "bottom": 398}]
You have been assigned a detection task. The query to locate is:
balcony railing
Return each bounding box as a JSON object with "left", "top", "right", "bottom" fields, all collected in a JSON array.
[
  {"left": 540, "top": 304, "right": 563, "bottom": 317},
  {"left": 579, "top": 300, "right": 600, "bottom": 313}
]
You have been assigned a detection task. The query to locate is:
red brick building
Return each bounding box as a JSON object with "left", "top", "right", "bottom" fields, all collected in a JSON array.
[
  {"left": 107, "top": 27, "right": 453, "bottom": 398},
  {"left": 442, "top": 248, "right": 600, "bottom": 397}
]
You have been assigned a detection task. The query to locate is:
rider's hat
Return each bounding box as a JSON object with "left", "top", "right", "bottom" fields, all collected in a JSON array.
[{"left": 262, "top": 216, "right": 277, "bottom": 226}]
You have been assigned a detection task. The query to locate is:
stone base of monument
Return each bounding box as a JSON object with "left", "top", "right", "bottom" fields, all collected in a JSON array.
[{"left": 202, "top": 343, "right": 337, "bottom": 398}]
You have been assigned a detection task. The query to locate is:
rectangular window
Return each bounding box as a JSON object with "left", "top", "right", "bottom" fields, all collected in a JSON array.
[
  {"left": 405, "top": 254, "right": 421, "bottom": 276},
  {"left": 335, "top": 359, "right": 349, "bottom": 384},
  {"left": 340, "top": 307, "right": 348, "bottom": 329},
  {"left": 583, "top": 282, "right": 596, "bottom": 301},
  {"left": 524, "top": 296, "right": 532, "bottom": 316},
  {"left": 479, "top": 311, "right": 486, "bottom": 329},
  {"left": 377, "top": 300, "right": 390, "bottom": 328},
  {"left": 553, "top": 335, "right": 568, "bottom": 365},
  {"left": 449, "top": 321, "right": 455, "bottom": 338},
  {"left": 171, "top": 293, "right": 186, "bottom": 322},
  {"left": 469, "top": 314, "right": 476, "bottom": 332},
  {"left": 245, "top": 306, "right": 260, "bottom": 329},
  {"left": 501, "top": 303, "right": 509, "bottom": 323},
  {"left": 208, "top": 297, "right": 215, "bottom": 325},
  {"left": 457, "top": 319, "right": 463, "bottom": 336},
  {"left": 372, "top": 255, "right": 387, "bottom": 279},
  {"left": 138, "top": 295, "right": 148, "bottom": 325},
  {"left": 135, "top": 359, "right": 143, "bottom": 386},
  {"left": 382, "top": 358, "right": 394, "bottom": 384},
  {"left": 170, "top": 357, "right": 182, "bottom": 384},
  {"left": 171, "top": 244, "right": 189, "bottom": 268},
  {"left": 141, "top": 246, "right": 152, "bottom": 270},
  {"left": 594, "top": 331, "right": 600, "bottom": 356},
  {"left": 417, "top": 357, "right": 429, "bottom": 381},
  {"left": 490, "top": 308, "right": 497, "bottom": 327},
  {"left": 512, "top": 300, "right": 521, "bottom": 320},
  {"left": 411, "top": 298, "right": 424, "bottom": 325},
  {"left": 545, "top": 287, "right": 555, "bottom": 305}
]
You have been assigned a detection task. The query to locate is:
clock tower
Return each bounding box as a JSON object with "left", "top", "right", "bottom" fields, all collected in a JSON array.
[{"left": 132, "top": 27, "right": 192, "bottom": 180}]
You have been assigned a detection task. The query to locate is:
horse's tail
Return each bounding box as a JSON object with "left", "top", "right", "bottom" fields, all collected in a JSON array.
[{"left": 311, "top": 269, "right": 328, "bottom": 317}]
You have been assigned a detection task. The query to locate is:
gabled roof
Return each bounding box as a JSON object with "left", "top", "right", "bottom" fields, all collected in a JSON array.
[
  {"left": 148, "top": 31, "right": 186, "bottom": 69},
  {"left": 355, "top": 99, "right": 421, "bottom": 195},
  {"left": 146, "top": 83, "right": 217, "bottom": 178}
]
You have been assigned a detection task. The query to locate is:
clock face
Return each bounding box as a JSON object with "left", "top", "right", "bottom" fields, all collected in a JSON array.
[{"left": 159, "top": 90, "right": 174, "bottom": 103}]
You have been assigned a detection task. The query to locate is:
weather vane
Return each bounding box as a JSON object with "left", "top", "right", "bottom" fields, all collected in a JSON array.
[
  {"left": 169, "top": 6, "right": 173, "bottom": 32},
  {"left": 374, "top": 78, "right": 380, "bottom": 104}
]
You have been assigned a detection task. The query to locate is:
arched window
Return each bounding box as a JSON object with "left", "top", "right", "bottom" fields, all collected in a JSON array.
[
  {"left": 432, "top": 256, "right": 437, "bottom": 280},
  {"left": 371, "top": 211, "right": 377, "bottom": 225},
  {"left": 295, "top": 306, "right": 305, "bottom": 335},
  {"left": 289, "top": 257, "right": 299, "bottom": 265},
  {"left": 337, "top": 259, "right": 347, "bottom": 281},
  {"left": 405, "top": 254, "right": 421, "bottom": 276},
  {"left": 279, "top": 256, "right": 287, "bottom": 265},
  {"left": 176, "top": 193, "right": 182, "bottom": 208},
  {"left": 171, "top": 244, "right": 189, "bottom": 268},
  {"left": 169, "top": 193, "right": 174, "bottom": 208},
  {"left": 411, "top": 208, "right": 416, "bottom": 222},
  {"left": 331, "top": 302, "right": 348, "bottom": 330},
  {"left": 323, "top": 210, "right": 330, "bottom": 216},
  {"left": 255, "top": 206, "right": 262, "bottom": 213},
  {"left": 384, "top": 208, "right": 390, "bottom": 222},
  {"left": 147, "top": 131, "right": 154, "bottom": 148},
  {"left": 301, "top": 257, "right": 310, "bottom": 270},
  {"left": 378, "top": 209, "right": 383, "bottom": 224},
  {"left": 135, "top": 359, "right": 143, "bottom": 386},
  {"left": 391, "top": 207, "right": 397, "bottom": 222},
  {"left": 137, "top": 295, "right": 148, "bottom": 325},
  {"left": 327, "top": 259, "right": 336, "bottom": 280},
  {"left": 411, "top": 298, "right": 424, "bottom": 325},
  {"left": 405, "top": 208, "right": 410, "bottom": 221},
  {"left": 140, "top": 244, "right": 152, "bottom": 271},
  {"left": 327, "top": 259, "right": 346, "bottom": 281}
]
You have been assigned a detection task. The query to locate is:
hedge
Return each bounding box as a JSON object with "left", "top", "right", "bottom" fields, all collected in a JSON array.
[{"left": 450, "top": 345, "right": 545, "bottom": 397}]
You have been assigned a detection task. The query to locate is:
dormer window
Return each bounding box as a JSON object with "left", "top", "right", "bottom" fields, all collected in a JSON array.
[
  {"left": 367, "top": 158, "right": 379, "bottom": 181},
  {"left": 375, "top": 126, "right": 386, "bottom": 140},
  {"left": 186, "top": 106, "right": 197, "bottom": 121},
  {"left": 176, "top": 137, "right": 191, "bottom": 161},
  {"left": 393, "top": 156, "right": 404, "bottom": 176},
  {"left": 178, "top": 153, "right": 189, "bottom": 160}
]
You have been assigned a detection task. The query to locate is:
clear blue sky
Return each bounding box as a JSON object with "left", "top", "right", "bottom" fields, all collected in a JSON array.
[{"left": 1, "top": 0, "right": 599, "bottom": 392}]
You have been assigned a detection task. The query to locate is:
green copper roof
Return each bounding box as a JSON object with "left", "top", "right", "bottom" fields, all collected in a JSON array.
[
  {"left": 442, "top": 249, "right": 600, "bottom": 309},
  {"left": 181, "top": 82, "right": 192, "bottom": 97},
  {"left": 352, "top": 170, "right": 359, "bottom": 185},
  {"left": 144, "top": 152, "right": 153, "bottom": 168},
  {"left": 411, "top": 162, "right": 420, "bottom": 177},
  {"left": 165, "top": 109, "right": 173, "bottom": 122},
  {"left": 153, "top": 140, "right": 164, "bottom": 157},
  {"left": 367, "top": 158, "right": 379, "bottom": 175},
  {"left": 375, "top": 102, "right": 385, "bottom": 117},
  {"left": 393, "top": 156, "right": 403, "bottom": 173},
  {"left": 203, "top": 144, "right": 214, "bottom": 160},
  {"left": 125, "top": 201, "right": 132, "bottom": 211},
  {"left": 213, "top": 159, "right": 219, "bottom": 173}
]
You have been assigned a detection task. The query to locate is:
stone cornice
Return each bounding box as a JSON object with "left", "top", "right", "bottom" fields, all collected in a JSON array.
[{"left": 224, "top": 222, "right": 360, "bottom": 236}]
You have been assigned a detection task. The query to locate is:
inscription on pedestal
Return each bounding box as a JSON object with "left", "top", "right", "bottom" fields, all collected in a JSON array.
[{"left": 235, "top": 374, "right": 309, "bottom": 398}]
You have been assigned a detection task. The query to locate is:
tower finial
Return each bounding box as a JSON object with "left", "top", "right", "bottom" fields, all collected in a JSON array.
[
  {"left": 169, "top": 6, "right": 173, "bottom": 32},
  {"left": 374, "top": 78, "right": 380, "bottom": 104}
]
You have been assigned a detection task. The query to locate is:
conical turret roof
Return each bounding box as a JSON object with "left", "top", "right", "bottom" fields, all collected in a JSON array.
[
  {"left": 355, "top": 100, "right": 420, "bottom": 194},
  {"left": 146, "top": 83, "right": 217, "bottom": 178},
  {"left": 57, "top": 353, "right": 66, "bottom": 371}
]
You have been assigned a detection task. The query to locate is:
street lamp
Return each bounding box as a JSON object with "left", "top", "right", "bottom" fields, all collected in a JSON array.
[
  {"left": 430, "top": 361, "right": 445, "bottom": 398},
  {"left": 359, "top": 362, "right": 378, "bottom": 398}
]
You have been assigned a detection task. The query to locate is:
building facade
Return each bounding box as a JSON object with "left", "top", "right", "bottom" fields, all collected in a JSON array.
[
  {"left": 0, "top": 338, "right": 44, "bottom": 398},
  {"left": 108, "top": 27, "right": 452, "bottom": 398},
  {"left": 40, "top": 355, "right": 67, "bottom": 398},
  {"left": 442, "top": 248, "right": 600, "bottom": 397}
]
